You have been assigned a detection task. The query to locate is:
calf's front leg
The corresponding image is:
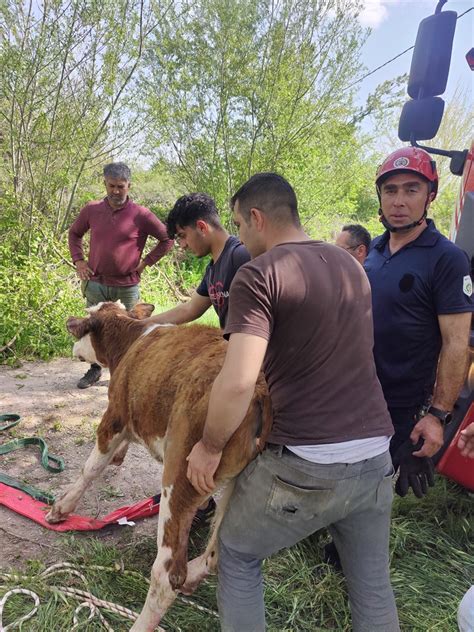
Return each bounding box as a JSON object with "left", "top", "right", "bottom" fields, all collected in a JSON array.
[{"left": 46, "top": 426, "right": 126, "bottom": 523}]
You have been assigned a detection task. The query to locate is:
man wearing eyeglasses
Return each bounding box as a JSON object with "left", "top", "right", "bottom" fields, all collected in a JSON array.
[{"left": 335, "top": 224, "right": 371, "bottom": 265}]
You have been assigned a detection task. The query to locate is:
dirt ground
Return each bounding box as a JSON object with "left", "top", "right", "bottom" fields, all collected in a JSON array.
[{"left": 0, "top": 357, "right": 163, "bottom": 570}]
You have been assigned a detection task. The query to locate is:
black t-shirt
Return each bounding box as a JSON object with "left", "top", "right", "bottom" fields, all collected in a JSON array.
[{"left": 196, "top": 235, "right": 250, "bottom": 328}]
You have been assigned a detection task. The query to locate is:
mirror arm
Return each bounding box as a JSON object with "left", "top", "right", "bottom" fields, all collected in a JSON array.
[
  {"left": 435, "top": 0, "right": 448, "bottom": 15},
  {"left": 410, "top": 140, "right": 469, "bottom": 176},
  {"left": 411, "top": 139, "right": 453, "bottom": 157}
]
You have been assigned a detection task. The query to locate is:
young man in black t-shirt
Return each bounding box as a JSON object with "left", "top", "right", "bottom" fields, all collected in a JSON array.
[
  {"left": 148, "top": 193, "right": 250, "bottom": 329},
  {"left": 147, "top": 192, "right": 250, "bottom": 525}
]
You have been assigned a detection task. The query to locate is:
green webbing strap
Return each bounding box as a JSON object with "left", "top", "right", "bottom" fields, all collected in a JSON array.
[
  {"left": 0, "top": 437, "right": 64, "bottom": 473},
  {"left": 0, "top": 414, "right": 65, "bottom": 504},
  {"left": 0, "top": 413, "right": 21, "bottom": 432},
  {"left": 0, "top": 472, "right": 56, "bottom": 504}
]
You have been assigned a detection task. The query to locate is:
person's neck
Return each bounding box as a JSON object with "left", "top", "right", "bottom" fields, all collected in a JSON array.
[
  {"left": 266, "top": 225, "right": 310, "bottom": 250},
  {"left": 388, "top": 220, "right": 427, "bottom": 254},
  {"left": 210, "top": 229, "right": 230, "bottom": 261}
]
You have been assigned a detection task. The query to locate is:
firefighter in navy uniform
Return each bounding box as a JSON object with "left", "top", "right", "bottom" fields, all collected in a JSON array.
[{"left": 364, "top": 146, "right": 473, "bottom": 497}]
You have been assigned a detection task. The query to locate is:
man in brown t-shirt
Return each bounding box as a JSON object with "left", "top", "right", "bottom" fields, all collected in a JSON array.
[{"left": 186, "top": 173, "right": 399, "bottom": 632}]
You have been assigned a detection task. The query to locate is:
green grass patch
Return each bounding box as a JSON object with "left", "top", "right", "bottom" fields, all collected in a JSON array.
[{"left": 0, "top": 479, "right": 472, "bottom": 630}]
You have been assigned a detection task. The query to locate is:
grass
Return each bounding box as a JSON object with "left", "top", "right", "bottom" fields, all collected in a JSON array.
[
  {"left": 148, "top": 300, "right": 221, "bottom": 329},
  {"left": 0, "top": 478, "right": 472, "bottom": 631}
]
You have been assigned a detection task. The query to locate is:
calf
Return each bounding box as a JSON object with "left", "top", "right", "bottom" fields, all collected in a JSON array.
[{"left": 46, "top": 301, "right": 272, "bottom": 631}]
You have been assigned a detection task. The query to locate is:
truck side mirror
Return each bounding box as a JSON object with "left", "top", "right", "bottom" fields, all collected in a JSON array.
[
  {"left": 398, "top": 97, "right": 445, "bottom": 142},
  {"left": 408, "top": 11, "right": 457, "bottom": 98}
]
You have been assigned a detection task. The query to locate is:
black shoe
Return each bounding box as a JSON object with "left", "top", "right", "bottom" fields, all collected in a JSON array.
[
  {"left": 323, "top": 541, "right": 342, "bottom": 571},
  {"left": 77, "top": 365, "right": 102, "bottom": 389},
  {"left": 192, "top": 497, "right": 216, "bottom": 528}
]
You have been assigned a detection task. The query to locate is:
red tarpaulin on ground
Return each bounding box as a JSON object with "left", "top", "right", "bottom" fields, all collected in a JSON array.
[{"left": 0, "top": 484, "right": 160, "bottom": 531}]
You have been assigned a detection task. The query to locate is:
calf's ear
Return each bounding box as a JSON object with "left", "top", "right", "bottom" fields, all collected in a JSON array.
[
  {"left": 66, "top": 316, "right": 91, "bottom": 338},
  {"left": 128, "top": 303, "right": 155, "bottom": 319}
]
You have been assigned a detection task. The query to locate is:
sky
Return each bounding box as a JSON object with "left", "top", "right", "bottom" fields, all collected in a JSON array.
[{"left": 356, "top": 0, "right": 473, "bottom": 107}]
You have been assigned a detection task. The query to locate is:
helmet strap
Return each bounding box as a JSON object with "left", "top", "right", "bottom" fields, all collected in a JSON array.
[{"left": 378, "top": 190, "right": 431, "bottom": 234}]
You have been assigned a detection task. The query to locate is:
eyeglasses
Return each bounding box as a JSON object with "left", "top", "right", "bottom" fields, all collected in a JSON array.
[{"left": 340, "top": 244, "right": 360, "bottom": 251}]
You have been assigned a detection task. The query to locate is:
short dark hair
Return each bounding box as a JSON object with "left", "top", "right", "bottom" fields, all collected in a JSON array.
[
  {"left": 342, "top": 224, "right": 371, "bottom": 251},
  {"left": 230, "top": 172, "right": 300, "bottom": 227},
  {"left": 103, "top": 162, "right": 131, "bottom": 181},
  {"left": 166, "top": 193, "right": 221, "bottom": 239}
]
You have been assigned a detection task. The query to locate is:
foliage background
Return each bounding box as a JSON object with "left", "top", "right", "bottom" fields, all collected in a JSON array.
[{"left": 0, "top": 0, "right": 470, "bottom": 361}]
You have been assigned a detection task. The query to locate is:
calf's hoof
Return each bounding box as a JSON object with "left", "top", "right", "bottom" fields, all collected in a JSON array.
[
  {"left": 179, "top": 555, "right": 210, "bottom": 595},
  {"left": 168, "top": 560, "right": 187, "bottom": 591},
  {"left": 45, "top": 504, "right": 69, "bottom": 523}
]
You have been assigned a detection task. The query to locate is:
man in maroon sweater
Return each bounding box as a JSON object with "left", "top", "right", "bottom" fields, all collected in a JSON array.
[{"left": 68, "top": 162, "right": 173, "bottom": 388}]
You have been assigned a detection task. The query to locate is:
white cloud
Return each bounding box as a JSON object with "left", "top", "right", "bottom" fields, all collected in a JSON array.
[{"left": 359, "top": 1, "right": 390, "bottom": 28}]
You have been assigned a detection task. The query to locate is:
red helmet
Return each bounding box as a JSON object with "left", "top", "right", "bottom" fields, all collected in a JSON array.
[{"left": 376, "top": 147, "right": 438, "bottom": 200}]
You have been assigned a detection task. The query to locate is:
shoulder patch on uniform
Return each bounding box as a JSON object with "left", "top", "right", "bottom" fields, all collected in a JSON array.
[{"left": 463, "top": 275, "right": 473, "bottom": 297}]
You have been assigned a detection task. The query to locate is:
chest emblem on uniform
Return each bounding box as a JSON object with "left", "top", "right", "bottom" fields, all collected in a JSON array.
[
  {"left": 393, "top": 157, "right": 410, "bottom": 168},
  {"left": 399, "top": 273, "right": 415, "bottom": 292},
  {"left": 463, "top": 275, "right": 473, "bottom": 297}
]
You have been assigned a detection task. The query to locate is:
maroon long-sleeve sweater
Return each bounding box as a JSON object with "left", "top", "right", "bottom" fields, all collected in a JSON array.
[{"left": 68, "top": 197, "right": 173, "bottom": 286}]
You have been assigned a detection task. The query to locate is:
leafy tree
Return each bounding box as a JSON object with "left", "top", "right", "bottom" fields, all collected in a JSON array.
[
  {"left": 0, "top": 0, "right": 416, "bottom": 359},
  {"left": 0, "top": 0, "right": 166, "bottom": 245},
  {"left": 140, "top": 0, "right": 389, "bottom": 234},
  {"left": 427, "top": 85, "right": 473, "bottom": 235}
]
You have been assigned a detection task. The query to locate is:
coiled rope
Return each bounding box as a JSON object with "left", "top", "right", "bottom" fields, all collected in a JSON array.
[{"left": 0, "top": 561, "right": 218, "bottom": 630}]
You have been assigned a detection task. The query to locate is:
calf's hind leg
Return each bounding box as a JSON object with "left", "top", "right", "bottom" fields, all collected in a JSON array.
[
  {"left": 46, "top": 411, "right": 127, "bottom": 523},
  {"left": 131, "top": 466, "right": 211, "bottom": 631},
  {"left": 111, "top": 438, "right": 130, "bottom": 465},
  {"left": 180, "top": 478, "right": 236, "bottom": 595}
]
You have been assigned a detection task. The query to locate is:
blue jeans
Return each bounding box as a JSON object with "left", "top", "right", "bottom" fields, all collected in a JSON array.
[
  {"left": 217, "top": 446, "right": 399, "bottom": 632},
  {"left": 83, "top": 280, "right": 139, "bottom": 311}
]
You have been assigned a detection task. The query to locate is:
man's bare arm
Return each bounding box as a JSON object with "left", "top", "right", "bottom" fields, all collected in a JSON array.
[
  {"left": 186, "top": 333, "right": 268, "bottom": 494},
  {"left": 147, "top": 291, "right": 212, "bottom": 325},
  {"left": 202, "top": 333, "right": 268, "bottom": 451},
  {"left": 431, "top": 312, "right": 471, "bottom": 409},
  {"left": 412, "top": 312, "right": 471, "bottom": 457}
]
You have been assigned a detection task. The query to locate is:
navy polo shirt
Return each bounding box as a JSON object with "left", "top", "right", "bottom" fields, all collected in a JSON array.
[{"left": 364, "top": 219, "right": 473, "bottom": 408}]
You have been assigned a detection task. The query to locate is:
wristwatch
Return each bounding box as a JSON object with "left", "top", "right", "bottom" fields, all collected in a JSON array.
[{"left": 427, "top": 406, "right": 452, "bottom": 425}]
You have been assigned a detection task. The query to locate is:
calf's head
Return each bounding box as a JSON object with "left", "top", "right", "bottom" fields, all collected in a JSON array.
[{"left": 67, "top": 301, "right": 155, "bottom": 367}]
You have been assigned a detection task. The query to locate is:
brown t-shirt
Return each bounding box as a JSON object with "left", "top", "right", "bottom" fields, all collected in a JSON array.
[{"left": 225, "top": 240, "right": 393, "bottom": 445}]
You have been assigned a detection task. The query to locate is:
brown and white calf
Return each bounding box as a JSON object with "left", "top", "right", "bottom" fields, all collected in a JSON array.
[{"left": 46, "top": 301, "right": 272, "bottom": 631}]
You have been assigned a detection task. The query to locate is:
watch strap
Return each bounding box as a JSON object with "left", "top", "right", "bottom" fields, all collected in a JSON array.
[{"left": 427, "top": 406, "right": 452, "bottom": 424}]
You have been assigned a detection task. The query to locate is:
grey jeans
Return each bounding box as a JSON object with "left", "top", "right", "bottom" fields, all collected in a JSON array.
[
  {"left": 83, "top": 280, "right": 139, "bottom": 311},
  {"left": 218, "top": 446, "right": 399, "bottom": 632}
]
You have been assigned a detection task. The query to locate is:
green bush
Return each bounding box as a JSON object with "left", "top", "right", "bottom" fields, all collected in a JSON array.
[
  {"left": 0, "top": 240, "right": 84, "bottom": 361},
  {"left": 0, "top": 217, "right": 218, "bottom": 362}
]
